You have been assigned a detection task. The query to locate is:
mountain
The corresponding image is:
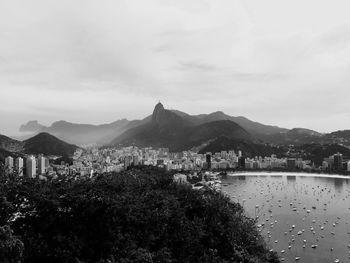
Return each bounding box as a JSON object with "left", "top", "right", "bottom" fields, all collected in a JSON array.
[
  {"left": 328, "top": 130, "right": 350, "bottom": 139},
  {"left": 20, "top": 120, "right": 45, "bottom": 133},
  {"left": 18, "top": 119, "right": 149, "bottom": 146},
  {"left": 325, "top": 130, "right": 350, "bottom": 146},
  {"left": 258, "top": 128, "right": 324, "bottom": 145},
  {"left": 109, "top": 103, "right": 252, "bottom": 151},
  {"left": 0, "top": 148, "right": 12, "bottom": 163},
  {"left": 23, "top": 132, "right": 79, "bottom": 156},
  {"left": 19, "top": 103, "right": 349, "bottom": 148},
  {"left": 0, "top": 134, "right": 23, "bottom": 152},
  {"left": 170, "top": 110, "right": 287, "bottom": 136},
  {"left": 198, "top": 136, "right": 286, "bottom": 157},
  {"left": 18, "top": 104, "right": 288, "bottom": 146}
]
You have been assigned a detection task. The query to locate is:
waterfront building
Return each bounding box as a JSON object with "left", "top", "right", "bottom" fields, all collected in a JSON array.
[
  {"left": 333, "top": 153, "right": 343, "bottom": 171},
  {"left": 287, "top": 158, "right": 296, "bottom": 169},
  {"left": 238, "top": 156, "right": 245, "bottom": 168}
]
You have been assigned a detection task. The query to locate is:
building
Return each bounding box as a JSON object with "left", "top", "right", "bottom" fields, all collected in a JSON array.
[
  {"left": 238, "top": 156, "right": 245, "bottom": 168},
  {"left": 333, "top": 153, "right": 343, "bottom": 171},
  {"left": 206, "top": 153, "right": 212, "bottom": 169},
  {"left": 38, "top": 156, "right": 46, "bottom": 175},
  {"left": 124, "top": 156, "right": 132, "bottom": 170},
  {"left": 132, "top": 155, "right": 139, "bottom": 166},
  {"left": 287, "top": 158, "right": 296, "bottom": 169},
  {"left": 173, "top": 173, "right": 187, "bottom": 183},
  {"left": 26, "top": 156, "right": 36, "bottom": 178},
  {"left": 5, "top": 156, "right": 14, "bottom": 174},
  {"left": 347, "top": 161, "right": 350, "bottom": 172},
  {"left": 15, "top": 157, "right": 24, "bottom": 176}
]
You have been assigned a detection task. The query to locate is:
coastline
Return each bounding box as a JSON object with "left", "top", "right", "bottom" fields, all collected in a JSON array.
[{"left": 228, "top": 171, "right": 350, "bottom": 180}]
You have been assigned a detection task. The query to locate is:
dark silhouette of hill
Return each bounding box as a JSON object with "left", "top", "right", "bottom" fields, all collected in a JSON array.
[
  {"left": 0, "top": 148, "right": 12, "bottom": 162},
  {"left": 0, "top": 134, "right": 23, "bottom": 152},
  {"left": 258, "top": 128, "right": 324, "bottom": 145},
  {"left": 328, "top": 130, "right": 350, "bottom": 139},
  {"left": 198, "top": 136, "right": 286, "bottom": 157},
  {"left": 23, "top": 132, "right": 79, "bottom": 156},
  {"left": 109, "top": 103, "right": 252, "bottom": 151},
  {"left": 171, "top": 109, "right": 288, "bottom": 136}
]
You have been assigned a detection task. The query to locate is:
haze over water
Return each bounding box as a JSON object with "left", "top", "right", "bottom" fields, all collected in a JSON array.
[{"left": 222, "top": 174, "right": 350, "bottom": 262}]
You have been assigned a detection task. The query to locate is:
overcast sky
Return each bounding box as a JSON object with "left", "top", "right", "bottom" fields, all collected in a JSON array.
[{"left": 1, "top": 0, "right": 350, "bottom": 135}]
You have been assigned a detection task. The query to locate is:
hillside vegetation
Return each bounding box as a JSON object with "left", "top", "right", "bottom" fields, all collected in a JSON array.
[{"left": 0, "top": 166, "right": 279, "bottom": 263}]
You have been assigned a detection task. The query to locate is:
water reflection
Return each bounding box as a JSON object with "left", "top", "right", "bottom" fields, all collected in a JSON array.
[{"left": 222, "top": 174, "right": 350, "bottom": 263}]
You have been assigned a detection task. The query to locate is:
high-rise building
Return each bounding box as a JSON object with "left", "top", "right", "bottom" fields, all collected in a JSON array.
[
  {"left": 45, "top": 158, "right": 49, "bottom": 169},
  {"left": 26, "top": 156, "right": 36, "bottom": 178},
  {"left": 206, "top": 153, "right": 212, "bottom": 169},
  {"left": 287, "top": 158, "right": 296, "bottom": 169},
  {"left": 15, "top": 157, "right": 24, "bottom": 176},
  {"left": 124, "top": 156, "right": 132, "bottom": 170},
  {"left": 5, "top": 156, "right": 14, "bottom": 174},
  {"left": 132, "top": 155, "right": 139, "bottom": 166},
  {"left": 38, "top": 156, "right": 46, "bottom": 175},
  {"left": 333, "top": 153, "right": 343, "bottom": 171},
  {"left": 238, "top": 156, "right": 245, "bottom": 168}
]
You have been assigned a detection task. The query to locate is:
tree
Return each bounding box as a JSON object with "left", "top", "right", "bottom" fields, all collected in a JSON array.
[
  {"left": 0, "top": 166, "right": 279, "bottom": 263},
  {"left": 0, "top": 225, "right": 24, "bottom": 263}
]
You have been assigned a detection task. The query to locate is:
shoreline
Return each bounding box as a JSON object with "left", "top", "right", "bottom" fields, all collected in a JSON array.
[{"left": 228, "top": 171, "right": 350, "bottom": 180}]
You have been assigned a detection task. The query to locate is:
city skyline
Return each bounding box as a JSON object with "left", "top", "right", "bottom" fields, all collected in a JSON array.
[{"left": 1, "top": 0, "right": 350, "bottom": 135}]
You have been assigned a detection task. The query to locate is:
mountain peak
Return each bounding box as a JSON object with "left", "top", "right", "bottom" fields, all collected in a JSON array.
[
  {"left": 24, "top": 132, "right": 79, "bottom": 156},
  {"left": 152, "top": 102, "right": 165, "bottom": 123},
  {"left": 19, "top": 120, "right": 45, "bottom": 132}
]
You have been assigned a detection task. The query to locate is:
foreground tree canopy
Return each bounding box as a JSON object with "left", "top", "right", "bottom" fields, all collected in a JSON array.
[{"left": 0, "top": 166, "right": 279, "bottom": 263}]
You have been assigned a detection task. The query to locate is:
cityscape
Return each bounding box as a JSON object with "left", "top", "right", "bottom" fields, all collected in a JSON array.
[
  {"left": 4, "top": 147, "right": 350, "bottom": 179},
  {"left": 2, "top": 0, "right": 350, "bottom": 262}
]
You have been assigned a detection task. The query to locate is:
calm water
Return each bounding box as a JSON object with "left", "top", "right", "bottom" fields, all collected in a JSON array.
[{"left": 222, "top": 173, "right": 350, "bottom": 263}]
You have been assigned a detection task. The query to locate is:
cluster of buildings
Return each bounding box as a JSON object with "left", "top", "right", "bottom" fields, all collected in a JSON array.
[
  {"left": 4, "top": 155, "right": 50, "bottom": 178},
  {"left": 322, "top": 152, "right": 350, "bottom": 172},
  {"left": 3, "top": 147, "right": 350, "bottom": 178}
]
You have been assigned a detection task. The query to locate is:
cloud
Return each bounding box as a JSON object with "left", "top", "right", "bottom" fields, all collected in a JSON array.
[
  {"left": 178, "top": 61, "right": 219, "bottom": 71},
  {"left": 1, "top": 0, "right": 350, "bottom": 134}
]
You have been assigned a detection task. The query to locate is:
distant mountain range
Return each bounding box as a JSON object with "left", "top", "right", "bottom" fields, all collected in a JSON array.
[
  {"left": 19, "top": 119, "right": 148, "bottom": 145},
  {"left": 0, "top": 133, "right": 79, "bottom": 161},
  {"left": 110, "top": 103, "right": 252, "bottom": 151},
  {"left": 18, "top": 103, "right": 290, "bottom": 146},
  {"left": 1, "top": 102, "right": 349, "bottom": 164}
]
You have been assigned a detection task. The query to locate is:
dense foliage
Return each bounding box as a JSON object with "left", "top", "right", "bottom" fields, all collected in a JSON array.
[{"left": 0, "top": 166, "right": 279, "bottom": 263}]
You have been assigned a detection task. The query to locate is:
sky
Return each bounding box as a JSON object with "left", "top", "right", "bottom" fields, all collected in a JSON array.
[{"left": 1, "top": 0, "right": 350, "bottom": 135}]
